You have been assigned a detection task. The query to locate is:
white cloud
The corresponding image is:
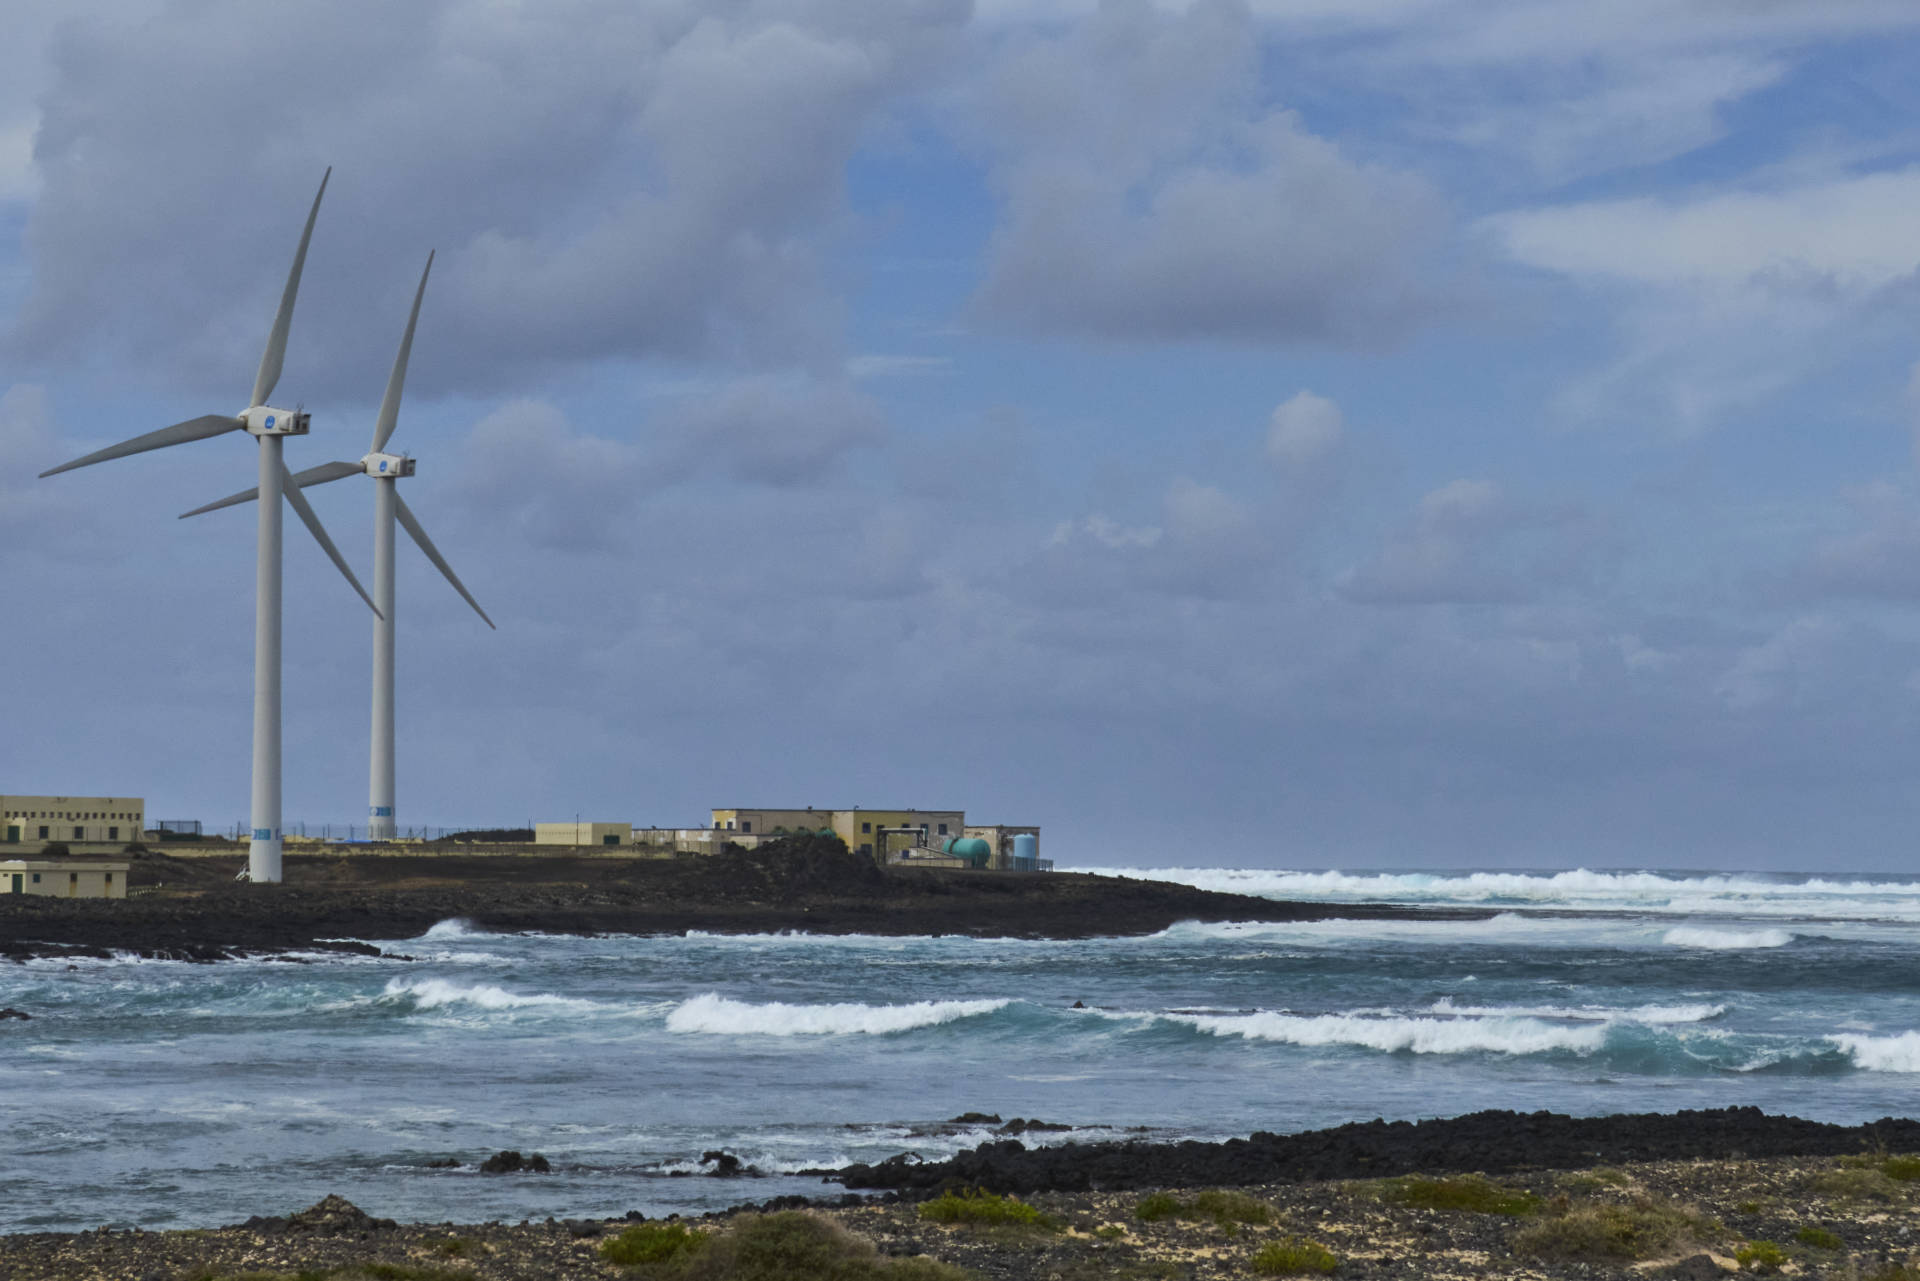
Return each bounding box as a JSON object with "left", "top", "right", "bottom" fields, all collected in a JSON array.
[
  {"left": 1266, "top": 390, "right": 1344, "bottom": 468},
  {"left": 1341, "top": 478, "right": 1603, "bottom": 605},
  {"left": 1487, "top": 169, "right": 1920, "bottom": 289}
]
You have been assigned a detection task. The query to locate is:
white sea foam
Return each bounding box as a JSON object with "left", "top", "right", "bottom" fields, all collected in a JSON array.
[
  {"left": 664, "top": 992, "right": 1011, "bottom": 1036},
  {"left": 419, "top": 919, "right": 487, "bottom": 940},
  {"left": 1166, "top": 1010, "right": 1607, "bottom": 1056},
  {"left": 1828, "top": 1031, "right": 1920, "bottom": 1073},
  {"left": 380, "top": 977, "right": 600, "bottom": 1013},
  {"left": 1429, "top": 997, "right": 1725, "bottom": 1025},
  {"left": 1662, "top": 927, "right": 1795, "bottom": 950},
  {"left": 1073, "top": 866, "right": 1920, "bottom": 921}
]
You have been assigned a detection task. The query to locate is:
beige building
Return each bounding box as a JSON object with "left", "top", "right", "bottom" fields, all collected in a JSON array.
[
  {"left": 534, "top": 821, "right": 633, "bottom": 847},
  {"left": 710, "top": 808, "right": 966, "bottom": 861},
  {"left": 2, "top": 795, "right": 145, "bottom": 847},
  {"left": 2, "top": 859, "right": 130, "bottom": 898}
]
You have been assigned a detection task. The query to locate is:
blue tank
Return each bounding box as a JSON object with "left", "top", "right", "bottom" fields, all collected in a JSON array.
[{"left": 1012, "top": 833, "right": 1037, "bottom": 869}]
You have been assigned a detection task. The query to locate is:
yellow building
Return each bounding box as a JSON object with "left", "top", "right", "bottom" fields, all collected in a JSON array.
[
  {"left": 1, "top": 859, "right": 129, "bottom": 898},
  {"left": 2, "top": 795, "right": 145, "bottom": 847},
  {"left": 710, "top": 808, "right": 966, "bottom": 861},
  {"left": 533, "top": 821, "right": 633, "bottom": 847}
]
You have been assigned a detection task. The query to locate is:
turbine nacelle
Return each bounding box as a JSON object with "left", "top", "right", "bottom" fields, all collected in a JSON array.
[
  {"left": 244, "top": 405, "right": 311, "bottom": 437},
  {"left": 363, "top": 451, "right": 414, "bottom": 478}
]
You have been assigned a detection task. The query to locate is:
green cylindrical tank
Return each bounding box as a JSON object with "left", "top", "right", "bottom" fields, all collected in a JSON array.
[{"left": 942, "top": 836, "right": 991, "bottom": 867}]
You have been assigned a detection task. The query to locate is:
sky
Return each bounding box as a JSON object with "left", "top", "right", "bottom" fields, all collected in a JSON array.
[{"left": 5, "top": 0, "right": 1920, "bottom": 871}]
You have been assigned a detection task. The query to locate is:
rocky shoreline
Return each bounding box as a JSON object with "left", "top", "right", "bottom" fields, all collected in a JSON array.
[
  {"left": 3, "top": 1109, "right": 1917, "bottom": 1279},
  {"left": 0, "top": 837, "right": 1466, "bottom": 963}
]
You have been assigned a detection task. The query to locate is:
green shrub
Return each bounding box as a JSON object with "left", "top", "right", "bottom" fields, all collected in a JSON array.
[
  {"left": 1795, "top": 1225, "right": 1843, "bottom": 1250},
  {"left": 1250, "top": 1237, "right": 1339, "bottom": 1276},
  {"left": 1882, "top": 1155, "right": 1920, "bottom": 1182},
  {"left": 1510, "top": 1198, "right": 1720, "bottom": 1262},
  {"left": 918, "top": 1188, "right": 1053, "bottom": 1229},
  {"left": 1381, "top": 1174, "right": 1540, "bottom": 1216},
  {"left": 601, "top": 1222, "right": 706, "bottom": 1267},
  {"left": 678, "top": 1212, "right": 972, "bottom": 1281},
  {"left": 1132, "top": 1189, "right": 1270, "bottom": 1227},
  {"left": 1134, "top": 1192, "right": 1182, "bottom": 1222},
  {"left": 1808, "top": 1167, "right": 1901, "bottom": 1202},
  {"left": 1734, "top": 1240, "right": 1787, "bottom": 1272}
]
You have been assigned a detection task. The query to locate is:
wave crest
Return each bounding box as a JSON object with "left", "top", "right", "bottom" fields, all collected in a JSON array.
[
  {"left": 664, "top": 992, "right": 1011, "bottom": 1036},
  {"left": 1662, "top": 927, "right": 1794, "bottom": 950},
  {"left": 1829, "top": 1031, "right": 1920, "bottom": 1073},
  {"left": 1167, "top": 1010, "right": 1607, "bottom": 1056},
  {"left": 380, "top": 977, "right": 599, "bottom": 1012}
]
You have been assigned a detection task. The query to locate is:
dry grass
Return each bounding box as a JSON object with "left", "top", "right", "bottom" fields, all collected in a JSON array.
[{"left": 1509, "top": 1196, "right": 1721, "bottom": 1262}]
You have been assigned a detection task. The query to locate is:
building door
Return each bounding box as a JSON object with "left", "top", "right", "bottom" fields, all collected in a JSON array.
[
  {"left": 4, "top": 825, "right": 16, "bottom": 843},
  {"left": 8, "top": 874, "right": 19, "bottom": 894}
]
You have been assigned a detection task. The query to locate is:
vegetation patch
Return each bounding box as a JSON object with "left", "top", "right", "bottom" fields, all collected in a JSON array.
[
  {"left": 1250, "top": 1237, "right": 1339, "bottom": 1276},
  {"left": 918, "top": 1189, "right": 1054, "bottom": 1230},
  {"left": 1734, "top": 1240, "right": 1787, "bottom": 1272},
  {"left": 1509, "top": 1197, "right": 1721, "bottom": 1262},
  {"left": 1881, "top": 1155, "right": 1920, "bottom": 1182},
  {"left": 1795, "top": 1225, "right": 1843, "bottom": 1250},
  {"left": 1808, "top": 1166, "right": 1902, "bottom": 1202},
  {"left": 1377, "top": 1174, "right": 1541, "bottom": 1216},
  {"left": 186, "top": 1268, "right": 478, "bottom": 1281},
  {"left": 602, "top": 1221, "right": 707, "bottom": 1267},
  {"left": 607, "top": 1213, "right": 972, "bottom": 1280},
  {"left": 1132, "top": 1189, "right": 1271, "bottom": 1227}
]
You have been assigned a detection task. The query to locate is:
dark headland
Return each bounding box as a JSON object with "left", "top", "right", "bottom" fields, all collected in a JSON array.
[{"left": 0, "top": 834, "right": 1473, "bottom": 963}]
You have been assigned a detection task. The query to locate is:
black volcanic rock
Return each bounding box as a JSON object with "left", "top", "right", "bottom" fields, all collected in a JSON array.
[
  {"left": 834, "top": 1107, "right": 1920, "bottom": 1194},
  {"left": 479, "top": 1150, "right": 550, "bottom": 1174}
]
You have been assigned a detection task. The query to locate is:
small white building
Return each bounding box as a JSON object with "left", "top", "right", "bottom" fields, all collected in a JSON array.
[
  {"left": 534, "top": 821, "right": 633, "bottom": 848},
  {"left": 1, "top": 859, "right": 130, "bottom": 898}
]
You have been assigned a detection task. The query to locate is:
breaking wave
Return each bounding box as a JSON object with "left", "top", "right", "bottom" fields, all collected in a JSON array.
[
  {"left": 1429, "top": 998, "right": 1725, "bottom": 1024},
  {"left": 379, "top": 978, "right": 601, "bottom": 1013},
  {"left": 1166, "top": 1010, "right": 1608, "bottom": 1056},
  {"left": 664, "top": 993, "right": 1012, "bottom": 1037},
  {"left": 1662, "top": 927, "right": 1795, "bottom": 950},
  {"left": 1828, "top": 1031, "right": 1920, "bottom": 1073},
  {"left": 1073, "top": 866, "right": 1920, "bottom": 920}
]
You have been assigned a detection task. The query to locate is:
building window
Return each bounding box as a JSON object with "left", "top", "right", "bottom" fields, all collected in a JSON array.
[
  {"left": 32, "top": 873, "right": 41, "bottom": 883},
  {"left": 740, "top": 821, "right": 751, "bottom": 833},
  {"left": 73, "top": 826, "right": 84, "bottom": 839},
  {"left": 861, "top": 821, "right": 871, "bottom": 834},
  {"left": 105, "top": 873, "right": 113, "bottom": 885},
  {"left": 938, "top": 824, "right": 948, "bottom": 835},
  {"left": 37, "top": 826, "right": 48, "bottom": 840},
  {"left": 860, "top": 843, "right": 872, "bottom": 856},
  {"left": 109, "top": 827, "right": 119, "bottom": 840}
]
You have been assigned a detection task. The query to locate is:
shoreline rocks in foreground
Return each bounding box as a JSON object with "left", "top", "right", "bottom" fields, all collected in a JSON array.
[
  {"left": 5, "top": 1109, "right": 1920, "bottom": 1279},
  {"left": 0, "top": 835, "right": 1469, "bottom": 963}
]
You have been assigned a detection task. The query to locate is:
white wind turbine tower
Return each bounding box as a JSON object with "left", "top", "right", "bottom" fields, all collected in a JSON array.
[
  {"left": 182, "top": 251, "right": 494, "bottom": 842},
  {"left": 39, "top": 168, "right": 380, "bottom": 883}
]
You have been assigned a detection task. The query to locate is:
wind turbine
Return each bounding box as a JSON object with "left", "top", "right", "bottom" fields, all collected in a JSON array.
[
  {"left": 182, "top": 251, "right": 494, "bottom": 842},
  {"left": 38, "top": 168, "right": 380, "bottom": 884}
]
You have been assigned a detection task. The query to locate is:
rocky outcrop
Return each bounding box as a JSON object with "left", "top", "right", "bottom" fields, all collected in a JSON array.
[{"left": 479, "top": 1150, "right": 551, "bottom": 1175}]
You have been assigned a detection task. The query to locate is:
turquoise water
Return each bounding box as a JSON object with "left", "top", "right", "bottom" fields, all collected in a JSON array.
[{"left": 3, "top": 867, "right": 1918, "bottom": 1231}]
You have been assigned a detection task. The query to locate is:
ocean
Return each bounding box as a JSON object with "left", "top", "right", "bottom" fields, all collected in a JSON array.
[{"left": 3, "top": 867, "right": 1917, "bottom": 1233}]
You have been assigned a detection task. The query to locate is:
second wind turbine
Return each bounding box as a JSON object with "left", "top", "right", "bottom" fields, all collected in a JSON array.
[{"left": 185, "top": 253, "right": 494, "bottom": 841}]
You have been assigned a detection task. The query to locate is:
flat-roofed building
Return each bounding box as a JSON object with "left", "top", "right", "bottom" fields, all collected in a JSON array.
[
  {"left": 710, "top": 808, "right": 967, "bottom": 862},
  {"left": 533, "top": 821, "right": 633, "bottom": 847},
  {"left": 1, "top": 795, "right": 145, "bottom": 847},
  {"left": 1, "top": 858, "right": 129, "bottom": 898}
]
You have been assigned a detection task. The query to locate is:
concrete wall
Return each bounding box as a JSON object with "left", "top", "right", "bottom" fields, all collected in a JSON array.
[
  {"left": 1, "top": 861, "right": 129, "bottom": 897},
  {"left": 1, "top": 795, "right": 145, "bottom": 847}
]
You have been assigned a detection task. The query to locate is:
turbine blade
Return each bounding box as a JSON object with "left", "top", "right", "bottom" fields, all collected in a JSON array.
[
  {"left": 282, "top": 463, "right": 382, "bottom": 618},
  {"left": 371, "top": 250, "right": 433, "bottom": 455},
  {"left": 394, "top": 491, "right": 495, "bottom": 629},
  {"left": 250, "top": 167, "right": 330, "bottom": 408},
  {"left": 178, "top": 460, "right": 361, "bottom": 519},
  {"left": 39, "top": 414, "right": 241, "bottom": 478}
]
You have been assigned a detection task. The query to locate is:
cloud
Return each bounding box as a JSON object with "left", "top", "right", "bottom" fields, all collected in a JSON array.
[
  {"left": 455, "top": 399, "right": 644, "bottom": 553},
  {"left": 1341, "top": 478, "right": 1605, "bottom": 604},
  {"left": 1266, "top": 390, "right": 1344, "bottom": 468},
  {"left": 8, "top": 0, "right": 968, "bottom": 398},
  {"left": 968, "top": 1, "right": 1456, "bottom": 347},
  {"left": 655, "top": 374, "right": 890, "bottom": 486}
]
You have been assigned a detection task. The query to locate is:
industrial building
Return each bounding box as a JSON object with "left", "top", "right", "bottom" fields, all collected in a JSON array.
[
  {"left": 708, "top": 808, "right": 1042, "bottom": 868},
  {"left": 533, "top": 821, "right": 634, "bottom": 847},
  {"left": 1, "top": 795, "right": 146, "bottom": 848},
  {"left": 1, "top": 858, "right": 130, "bottom": 897}
]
